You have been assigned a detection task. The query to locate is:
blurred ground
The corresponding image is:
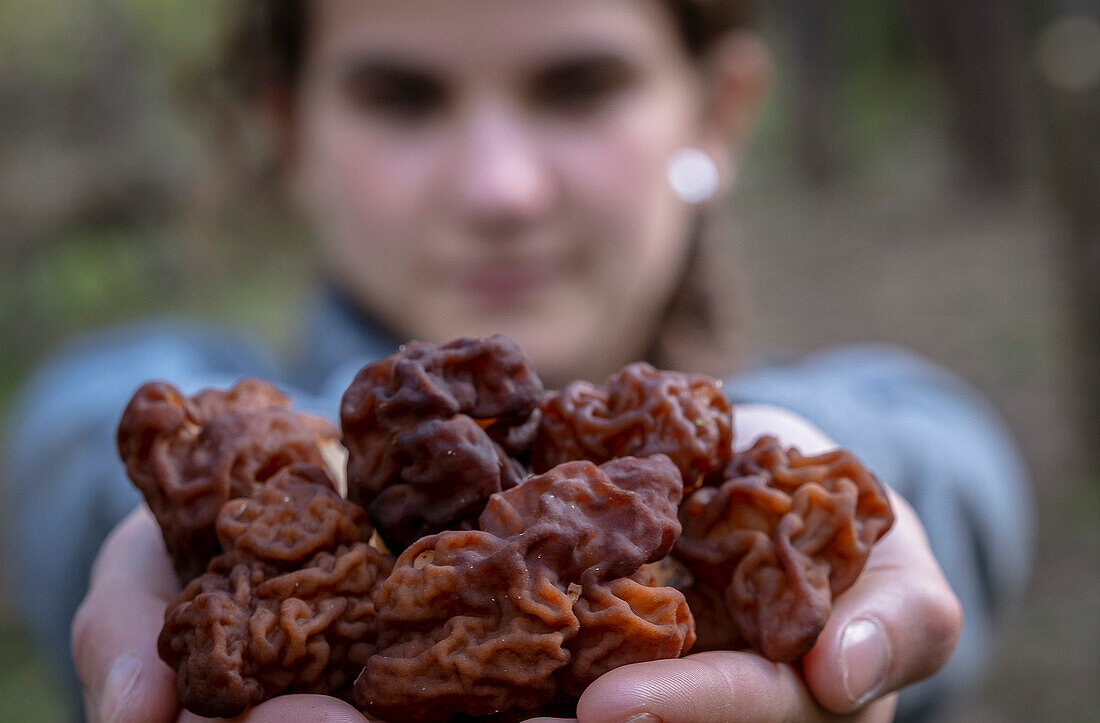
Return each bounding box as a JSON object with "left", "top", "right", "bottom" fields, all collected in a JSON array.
[
  {"left": 1, "top": 1, "right": 1097, "bottom": 721},
  {"left": 731, "top": 182, "right": 1099, "bottom": 723}
]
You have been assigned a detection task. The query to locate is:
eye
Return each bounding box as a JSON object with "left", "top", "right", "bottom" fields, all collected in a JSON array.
[
  {"left": 530, "top": 55, "right": 638, "bottom": 115},
  {"left": 340, "top": 62, "right": 448, "bottom": 123}
]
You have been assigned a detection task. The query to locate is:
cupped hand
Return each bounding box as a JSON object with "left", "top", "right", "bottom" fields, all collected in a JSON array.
[
  {"left": 525, "top": 404, "right": 963, "bottom": 723},
  {"left": 74, "top": 405, "right": 960, "bottom": 723},
  {"left": 71, "top": 505, "right": 368, "bottom": 723}
]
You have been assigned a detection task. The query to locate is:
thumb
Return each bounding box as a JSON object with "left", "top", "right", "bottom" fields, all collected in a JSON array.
[
  {"left": 177, "top": 694, "right": 368, "bottom": 723},
  {"left": 71, "top": 506, "right": 181, "bottom": 723},
  {"left": 801, "top": 491, "right": 962, "bottom": 713},
  {"left": 575, "top": 652, "right": 896, "bottom": 722}
]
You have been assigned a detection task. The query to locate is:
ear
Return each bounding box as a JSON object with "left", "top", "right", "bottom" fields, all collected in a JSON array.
[{"left": 695, "top": 31, "right": 773, "bottom": 183}]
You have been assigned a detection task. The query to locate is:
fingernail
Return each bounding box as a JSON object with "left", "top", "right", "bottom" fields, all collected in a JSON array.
[
  {"left": 841, "top": 618, "right": 890, "bottom": 705},
  {"left": 624, "top": 714, "right": 662, "bottom": 723},
  {"left": 99, "top": 655, "right": 143, "bottom": 723}
]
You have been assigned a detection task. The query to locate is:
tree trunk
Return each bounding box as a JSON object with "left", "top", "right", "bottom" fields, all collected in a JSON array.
[
  {"left": 783, "top": 0, "right": 838, "bottom": 186},
  {"left": 901, "top": 0, "right": 1030, "bottom": 190},
  {"left": 1041, "top": 37, "right": 1100, "bottom": 453}
]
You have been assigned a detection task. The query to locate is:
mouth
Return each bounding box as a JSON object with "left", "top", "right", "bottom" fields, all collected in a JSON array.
[{"left": 459, "top": 261, "right": 559, "bottom": 308}]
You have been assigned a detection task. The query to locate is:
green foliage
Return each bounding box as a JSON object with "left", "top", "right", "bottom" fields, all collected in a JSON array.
[
  {"left": 0, "top": 622, "right": 70, "bottom": 723},
  {"left": 831, "top": 2, "right": 934, "bottom": 180},
  {"left": 0, "top": 0, "right": 90, "bottom": 78},
  {"left": 118, "top": 0, "right": 222, "bottom": 67}
]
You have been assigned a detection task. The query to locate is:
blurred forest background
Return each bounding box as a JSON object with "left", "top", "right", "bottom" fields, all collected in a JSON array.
[{"left": 0, "top": 0, "right": 1097, "bottom": 720}]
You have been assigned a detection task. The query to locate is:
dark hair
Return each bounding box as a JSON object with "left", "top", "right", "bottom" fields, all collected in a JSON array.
[
  {"left": 223, "top": 0, "right": 754, "bottom": 100},
  {"left": 215, "top": 0, "right": 755, "bottom": 379}
]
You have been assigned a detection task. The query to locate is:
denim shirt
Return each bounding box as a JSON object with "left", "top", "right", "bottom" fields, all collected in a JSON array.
[{"left": 1, "top": 288, "right": 1032, "bottom": 719}]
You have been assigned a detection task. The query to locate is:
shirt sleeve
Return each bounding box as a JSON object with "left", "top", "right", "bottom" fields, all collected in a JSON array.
[
  {"left": 0, "top": 322, "right": 285, "bottom": 702},
  {"left": 726, "top": 344, "right": 1033, "bottom": 720}
]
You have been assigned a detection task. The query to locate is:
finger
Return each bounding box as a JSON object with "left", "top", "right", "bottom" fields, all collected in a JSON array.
[
  {"left": 733, "top": 404, "right": 837, "bottom": 455},
  {"left": 72, "top": 505, "right": 181, "bottom": 723},
  {"left": 801, "top": 490, "right": 963, "bottom": 713},
  {"left": 177, "top": 694, "right": 368, "bottom": 723},
  {"left": 576, "top": 652, "right": 897, "bottom": 723}
]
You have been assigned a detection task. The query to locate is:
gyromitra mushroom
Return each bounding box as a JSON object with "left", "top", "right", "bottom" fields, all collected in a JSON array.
[
  {"left": 117, "top": 379, "right": 340, "bottom": 580},
  {"left": 341, "top": 336, "right": 543, "bottom": 552},
  {"left": 158, "top": 464, "right": 392, "bottom": 718},
  {"left": 356, "top": 455, "right": 695, "bottom": 721},
  {"left": 675, "top": 435, "right": 895, "bottom": 662},
  {"left": 114, "top": 333, "right": 900, "bottom": 721},
  {"left": 531, "top": 362, "right": 733, "bottom": 491}
]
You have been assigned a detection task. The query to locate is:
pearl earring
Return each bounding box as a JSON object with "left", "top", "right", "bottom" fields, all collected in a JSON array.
[{"left": 667, "top": 147, "right": 720, "bottom": 204}]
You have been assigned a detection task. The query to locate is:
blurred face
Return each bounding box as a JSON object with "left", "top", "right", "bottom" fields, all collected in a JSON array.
[{"left": 290, "top": 0, "right": 711, "bottom": 384}]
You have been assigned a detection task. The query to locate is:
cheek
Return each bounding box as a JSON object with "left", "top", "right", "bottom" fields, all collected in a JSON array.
[
  {"left": 311, "top": 122, "right": 429, "bottom": 246},
  {"left": 557, "top": 122, "right": 670, "bottom": 220},
  {"left": 296, "top": 110, "right": 442, "bottom": 309},
  {"left": 551, "top": 108, "right": 694, "bottom": 301}
]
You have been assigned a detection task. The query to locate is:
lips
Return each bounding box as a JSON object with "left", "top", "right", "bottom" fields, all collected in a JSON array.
[{"left": 460, "top": 262, "right": 555, "bottom": 307}]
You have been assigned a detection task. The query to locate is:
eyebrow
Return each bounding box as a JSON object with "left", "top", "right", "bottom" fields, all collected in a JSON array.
[
  {"left": 533, "top": 45, "right": 638, "bottom": 65},
  {"left": 324, "top": 43, "right": 645, "bottom": 103},
  {"left": 337, "top": 53, "right": 449, "bottom": 84},
  {"left": 536, "top": 52, "right": 640, "bottom": 82},
  {"left": 336, "top": 44, "right": 639, "bottom": 73}
]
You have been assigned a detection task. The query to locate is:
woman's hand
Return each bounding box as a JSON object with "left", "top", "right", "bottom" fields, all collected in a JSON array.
[
  {"left": 73, "top": 404, "right": 960, "bottom": 722},
  {"left": 71, "top": 506, "right": 368, "bottom": 723},
  {"left": 525, "top": 405, "right": 963, "bottom": 723}
]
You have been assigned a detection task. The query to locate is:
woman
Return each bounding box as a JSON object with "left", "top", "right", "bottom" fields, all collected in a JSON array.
[{"left": 5, "top": 0, "right": 1029, "bottom": 720}]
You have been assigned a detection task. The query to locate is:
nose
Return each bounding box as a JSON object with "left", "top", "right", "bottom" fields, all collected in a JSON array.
[{"left": 448, "top": 103, "right": 554, "bottom": 234}]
